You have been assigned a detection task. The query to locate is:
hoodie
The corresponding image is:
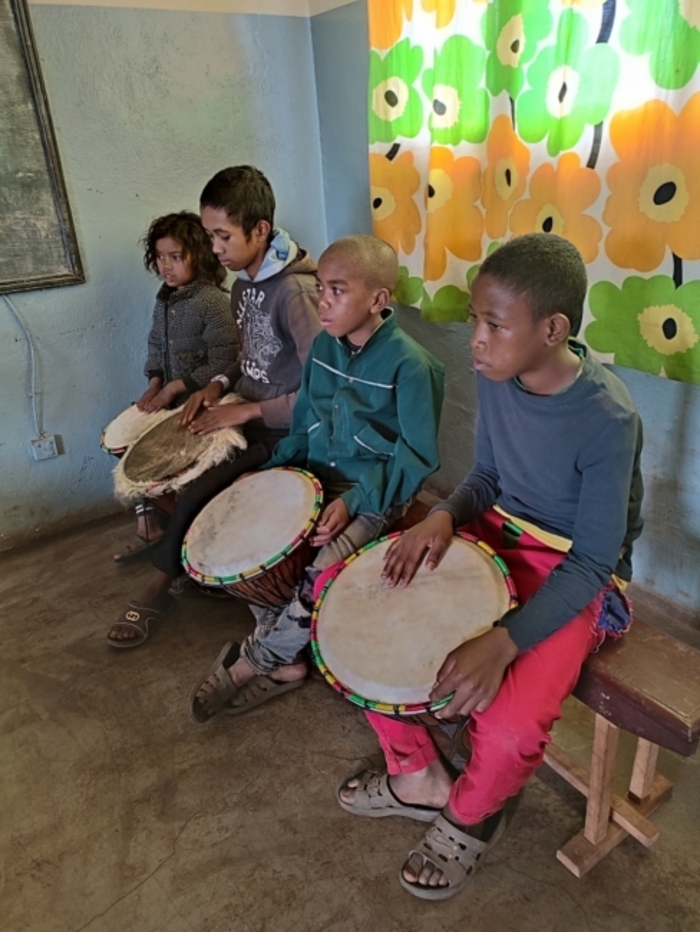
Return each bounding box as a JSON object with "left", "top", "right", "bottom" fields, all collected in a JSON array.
[{"left": 222, "top": 230, "right": 321, "bottom": 428}]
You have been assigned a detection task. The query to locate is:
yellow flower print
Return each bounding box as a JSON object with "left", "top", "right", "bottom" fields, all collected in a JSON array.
[
  {"left": 638, "top": 304, "right": 699, "bottom": 356},
  {"left": 421, "top": 0, "right": 456, "bottom": 29},
  {"left": 424, "top": 147, "right": 483, "bottom": 282},
  {"left": 509, "top": 152, "right": 602, "bottom": 262},
  {"left": 481, "top": 115, "right": 530, "bottom": 239},
  {"left": 369, "top": 0, "right": 413, "bottom": 50},
  {"left": 369, "top": 151, "right": 422, "bottom": 255},
  {"left": 604, "top": 95, "right": 700, "bottom": 271}
]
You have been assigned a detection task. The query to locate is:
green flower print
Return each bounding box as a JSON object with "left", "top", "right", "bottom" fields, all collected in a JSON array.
[
  {"left": 482, "top": 0, "right": 552, "bottom": 100},
  {"left": 369, "top": 40, "right": 424, "bottom": 144},
  {"left": 421, "top": 284, "right": 470, "bottom": 323},
  {"left": 586, "top": 276, "right": 700, "bottom": 383},
  {"left": 620, "top": 0, "right": 700, "bottom": 91},
  {"left": 422, "top": 35, "right": 489, "bottom": 145},
  {"left": 394, "top": 266, "right": 424, "bottom": 307},
  {"left": 466, "top": 241, "right": 501, "bottom": 290},
  {"left": 517, "top": 10, "right": 619, "bottom": 158}
]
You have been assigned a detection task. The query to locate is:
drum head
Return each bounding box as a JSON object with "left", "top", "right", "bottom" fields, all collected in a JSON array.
[
  {"left": 121, "top": 411, "right": 211, "bottom": 483},
  {"left": 313, "top": 535, "right": 516, "bottom": 712},
  {"left": 101, "top": 404, "right": 170, "bottom": 454},
  {"left": 183, "top": 468, "right": 323, "bottom": 583}
]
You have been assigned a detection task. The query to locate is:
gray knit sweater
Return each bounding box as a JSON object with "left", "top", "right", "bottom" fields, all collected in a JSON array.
[{"left": 144, "top": 281, "right": 237, "bottom": 393}]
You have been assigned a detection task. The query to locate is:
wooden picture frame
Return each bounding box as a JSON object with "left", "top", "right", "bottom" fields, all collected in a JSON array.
[{"left": 0, "top": 0, "right": 84, "bottom": 294}]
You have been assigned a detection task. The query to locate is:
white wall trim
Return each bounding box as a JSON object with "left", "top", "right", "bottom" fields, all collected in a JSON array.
[{"left": 30, "top": 0, "right": 356, "bottom": 16}]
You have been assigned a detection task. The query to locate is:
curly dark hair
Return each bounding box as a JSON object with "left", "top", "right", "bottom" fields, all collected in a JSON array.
[
  {"left": 141, "top": 211, "right": 226, "bottom": 287},
  {"left": 200, "top": 166, "right": 275, "bottom": 239},
  {"left": 478, "top": 233, "right": 587, "bottom": 335}
]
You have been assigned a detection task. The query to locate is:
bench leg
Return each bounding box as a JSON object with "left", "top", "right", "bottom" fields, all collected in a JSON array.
[
  {"left": 629, "top": 738, "right": 659, "bottom": 803},
  {"left": 584, "top": 715, "right": 619, "bottom": 845},
  {"left": 544, "top": 713, "right": 674, "bottom": 878}
]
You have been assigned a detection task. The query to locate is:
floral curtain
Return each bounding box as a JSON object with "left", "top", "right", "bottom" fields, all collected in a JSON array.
[{"left": 368, "top": 0, "right": 700, "bottom": 383}]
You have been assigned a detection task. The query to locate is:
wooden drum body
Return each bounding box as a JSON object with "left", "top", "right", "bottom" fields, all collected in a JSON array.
[{"left": 311, "top": 532, "right": 517, "bottom": 717}]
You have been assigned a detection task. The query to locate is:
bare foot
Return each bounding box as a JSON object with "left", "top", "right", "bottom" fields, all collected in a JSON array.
[
  {"left": 108, "top": 571, "right": 172, "bottom": 642},
  {"left": 338, "top": 757, "right": 453, "bottom": 811}
]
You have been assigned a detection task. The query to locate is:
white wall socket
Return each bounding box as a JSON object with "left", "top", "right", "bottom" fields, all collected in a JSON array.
[{"left": 30, "top": 435, "right": 59, "bottom": 460}]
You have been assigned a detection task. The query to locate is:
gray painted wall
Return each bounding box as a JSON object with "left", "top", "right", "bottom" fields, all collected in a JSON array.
[
  {"left": 311, "top": 0, "right": 700, "bottom": 613},
  {"left": 1, "top": 6, "right": 326, "bottom": 550}
]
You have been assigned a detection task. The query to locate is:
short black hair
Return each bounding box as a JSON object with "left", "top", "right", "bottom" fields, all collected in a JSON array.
[
  {"left": 478, "top": 233, "right": 587, "bottom": 335},
  {"left": 141, "top": 211, "right": 226, "bottom": 287},
  {"left": 320, "top": 235, "right": 399, "bottom": 293},
  {"left": 199, "top": 166, "right": 275, "bottom": 238}
]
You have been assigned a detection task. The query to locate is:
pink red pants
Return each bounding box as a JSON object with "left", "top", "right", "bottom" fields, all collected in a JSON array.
[{"left": 366, "top": 509, "right": 609, "bottom": 825}]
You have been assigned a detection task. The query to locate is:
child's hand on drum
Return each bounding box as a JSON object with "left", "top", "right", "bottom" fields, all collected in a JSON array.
[
  {"left": 143, "top": 379, "right": 185, "bottom": 414},
  {"left": 189, "top": 401, "right": 262, "bottom": 435},
  {"left": 430, "top": 627, "right": 518, "bottom": 718},
  {"left": 179, "top": 381, "right": 224, "bottom": 427},
  {"left": 311, "top": 498, "right": 350, "bottom": 546},
  {"left": 381, "top": 510, "right": 454, "bottom": 587},
  {"left": 136, "top": 379, "right": 162, "bottom": 412}
]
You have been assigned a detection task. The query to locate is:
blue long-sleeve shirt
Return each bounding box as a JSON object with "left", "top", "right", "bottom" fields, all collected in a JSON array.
[
  {"left": 265, "top": 311, "right": 445, "bottom": 517},
  {"left": 433, "top": 342, "right": 643, "bottom": 653}
]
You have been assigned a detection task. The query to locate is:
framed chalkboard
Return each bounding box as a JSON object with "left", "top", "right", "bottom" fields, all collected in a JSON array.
[{"left": 0, "top": 0, "right": 84, "bottom": 294}]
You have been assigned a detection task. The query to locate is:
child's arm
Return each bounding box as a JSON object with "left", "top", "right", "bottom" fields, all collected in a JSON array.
[
  {"left": 180, "top": 297, "right": 239, "bottom": 393},
  {"left": 340, "top": 359, "right": 445, "bottom": 519},
  {"left": 257, "top": 289, "right": 320, "bottom": 429},
  {"left": 262, "top": 348, "right": 315, "bottom": 469},
  {"left": 382, "top": 408, "right": 500, "bottom": 585},
  {"left": 142, "top": 307, "right": 164, "bottom": 403},
  {"left": 496, "top": 414, "right": 641, "bottom": 654}
]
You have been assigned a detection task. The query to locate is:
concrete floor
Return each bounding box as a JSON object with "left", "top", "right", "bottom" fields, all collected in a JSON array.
[{"left": 2, "top": 514, "right": 700, "bottom": 932}]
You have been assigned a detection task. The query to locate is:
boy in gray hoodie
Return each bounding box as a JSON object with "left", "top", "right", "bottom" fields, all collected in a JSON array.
[{"left": 107, "top": 166, "right": 320, "bottom": 649}]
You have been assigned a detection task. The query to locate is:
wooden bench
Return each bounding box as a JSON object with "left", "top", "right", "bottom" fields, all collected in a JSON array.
[
  {"left": 545, "top": 617, "right": 700, "bottom": 877},
  {"left": 395, "top": 496, "right": 700, "bottom": 877}
]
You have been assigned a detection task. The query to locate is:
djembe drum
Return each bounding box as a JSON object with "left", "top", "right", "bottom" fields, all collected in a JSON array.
[
  {"left": 311, "top": 532, "right": 517, "bottom": 718},
  {"left": 182, "top": 467, "right": 323, "bottom": 608}
]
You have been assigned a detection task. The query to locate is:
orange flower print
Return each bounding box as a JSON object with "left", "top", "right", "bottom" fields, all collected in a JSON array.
[
  {"left": 421, "top": 0, "right": 456, "bottom": 29},
  {"left": 369, "top": 0, "right": 412, "bottom": 50},
  {"left": 370, "top": 150, "right": 422, "bottom": 255},
  {"left": 424, "top": 147, "right": 483, "bottom": 282},
  {"left": 604, "top": 95, "right": 700, "bottom": 272},
  {"left": 482, "top": 115, "right": 530, "bottom": 239},
  {"left": 509, "top": 153, "right": 602, "bottom": 262}
]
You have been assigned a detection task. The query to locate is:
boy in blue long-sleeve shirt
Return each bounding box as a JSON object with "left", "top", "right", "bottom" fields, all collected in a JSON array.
[{"left": 190, "top": 235, "right": 446, "bottom": 722}]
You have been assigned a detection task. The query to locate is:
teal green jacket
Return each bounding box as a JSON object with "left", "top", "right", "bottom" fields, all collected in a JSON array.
[{"left": 265, "top": 311, "right": 445, "bottom": 517}]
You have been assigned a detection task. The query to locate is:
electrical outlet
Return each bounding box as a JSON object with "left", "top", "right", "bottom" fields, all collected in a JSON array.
[{"left": 30, "top": 435, "right": 59, "bottom": 461}]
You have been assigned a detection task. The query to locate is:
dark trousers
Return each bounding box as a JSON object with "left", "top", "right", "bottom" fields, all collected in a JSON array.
[{"left": 148, "top": 419, "right": 286, "bottom": 579}]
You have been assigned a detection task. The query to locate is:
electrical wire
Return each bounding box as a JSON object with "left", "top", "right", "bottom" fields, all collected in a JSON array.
[{"left": 3, "top": 293, "right": 42, "bottom": 437}]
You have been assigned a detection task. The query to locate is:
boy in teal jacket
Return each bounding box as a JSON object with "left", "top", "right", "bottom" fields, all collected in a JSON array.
[{"left": 190, "top": 235, "right": 445, "bottom": 722}]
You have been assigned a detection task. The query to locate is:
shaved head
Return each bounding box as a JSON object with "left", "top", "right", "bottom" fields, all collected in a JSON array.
[{"left": 320, "top": 235, "right": 399, "bottom": 293}]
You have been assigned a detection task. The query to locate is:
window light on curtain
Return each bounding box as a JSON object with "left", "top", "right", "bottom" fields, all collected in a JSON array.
[{"left": 367, "top": 0, "right": 700, "bottom": 384}]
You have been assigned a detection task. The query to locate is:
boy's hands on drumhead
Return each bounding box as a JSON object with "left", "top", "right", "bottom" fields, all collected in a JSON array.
[
  {"left": 430, "top": 627, "right": 518, "bottom": 718},
  {"left": 311, "top": 498, "right": 350, "bottom": 546},
  {"left": 179, "top": 381, "right": 224, "bottom": 427},
  {"left": 381, "top": 510, "right": 454, "bottom": 587},
  {"left": 189, "top": 401, "right": 262, "bottom": 435}
]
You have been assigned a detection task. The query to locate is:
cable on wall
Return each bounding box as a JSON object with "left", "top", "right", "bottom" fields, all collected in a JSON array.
[{"left": 3, "top": 294, "right": 42, "bottom": 438}]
